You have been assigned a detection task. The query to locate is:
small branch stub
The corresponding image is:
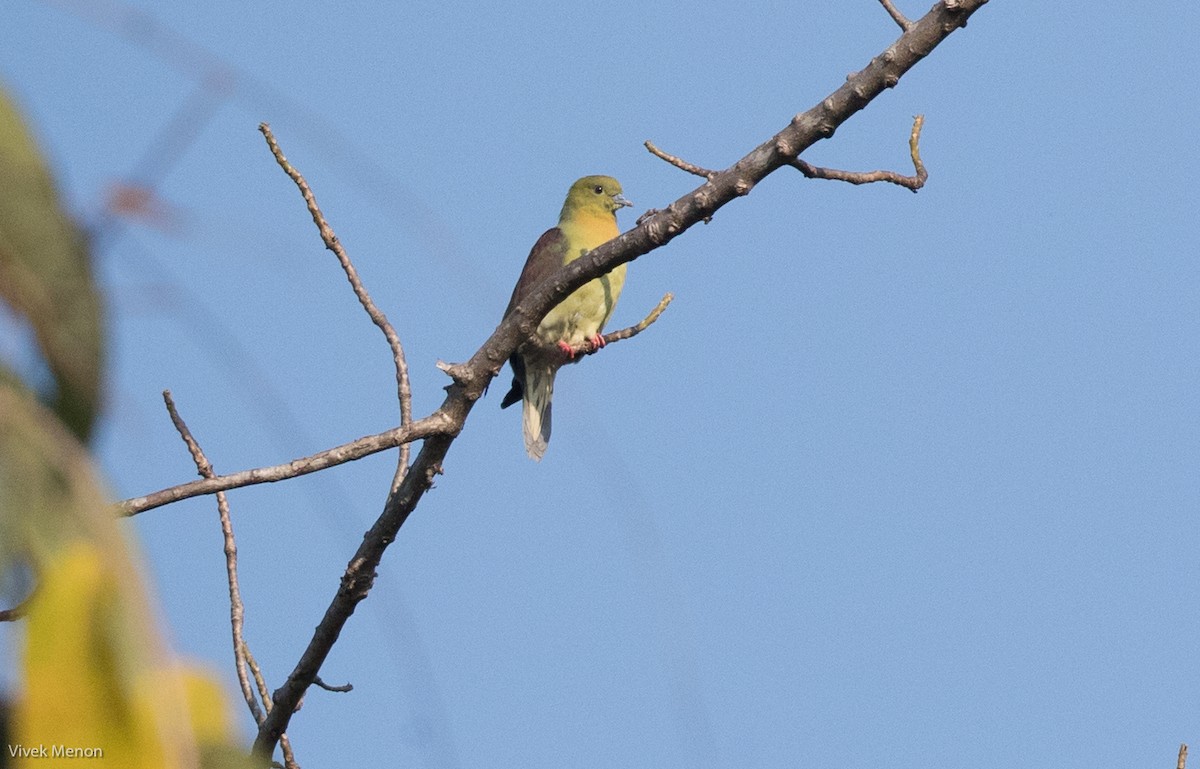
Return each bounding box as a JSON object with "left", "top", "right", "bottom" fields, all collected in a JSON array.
[
  {"left": 435, "top": 359, "right": 473, "bottom": 384},
  {"left": 879, "top": 0, "right": 914, "bottom": 30},
  {"left": 314, "top": 676, "right": 354, "bottom": 694}
]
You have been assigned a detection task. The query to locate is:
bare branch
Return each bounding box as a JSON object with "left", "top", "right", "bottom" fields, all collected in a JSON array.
[
  {"left": 1180, "top": 744, "right": 1189, "bottom": 769},
  {"left": 251, "top": 2, "right": 989, "bottom": 759},
  {"left": 259, "top": 123, "right": 414, "bottom": 486},
  {"left": 789, "top": 114, "right": 927, "bottom": 192},
  {"left": 117, "top": 412, "right": 454, "bottom": 516},
  {"left": 879, "top": 0, "right": 914, "bottom": 30},
  {"left": 644, "top": 140, "right": 717, "bottom": 178}
]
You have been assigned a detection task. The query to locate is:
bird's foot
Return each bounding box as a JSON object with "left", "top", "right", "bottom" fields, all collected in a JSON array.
[
  {"left": 588, "top": 334, "right": 606, "bottom": 353},
  {"left": 556, "top": 340, "right": 576, "bottom": 359}
]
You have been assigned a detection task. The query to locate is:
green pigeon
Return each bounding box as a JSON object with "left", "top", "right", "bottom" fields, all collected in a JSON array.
[{"left": 500, "top": 175, "right": 632, "bottom": 460}]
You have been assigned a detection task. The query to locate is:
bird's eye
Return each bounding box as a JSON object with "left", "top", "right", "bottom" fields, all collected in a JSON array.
[{"left": 593, "top": 185, "right": 604, "bottom": 194}]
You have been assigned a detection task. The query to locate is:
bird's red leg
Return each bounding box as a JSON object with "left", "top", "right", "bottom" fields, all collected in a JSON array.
[
  {"left": 557, "top": 340, "right": 576, "bottom": 359},
  {"left": 589, "top": 334, "right": 606, "bottom": 352}
]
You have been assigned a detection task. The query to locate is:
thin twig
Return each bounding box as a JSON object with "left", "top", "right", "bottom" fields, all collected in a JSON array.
[
  {"left": 879, "top": 0, "right": 914, "bottom": 30},
  {"left": 602, "top": 293, "right": 674, "bottom": 345},
  {"left": 789, "top": 114, "right": 927, "bottom": 192},
  {"left": 162, "top": 390, "right": 298, "bottom": 766},
  {"left": 259, "top": 123, "right": 413, "bottom": 490},
  {"left": 1179, "top": 744, "right": 1188, "bottom": 769},
  {"left": 163, "top": 391, "right": 300, "bottom": 768},
  {"left": 162, "top": 395, "right": 265, "bottom": 720},
  {"left": 573, "top": 293, "right": 673, "bottom": 356},
  {"left": 117, "top": 412, "right": 453, "bottom": 516},
  {"left": 644, "top": 141, "right": 717, "bottom": 178},
  {"left": 245, "top": 645, "right": 271, "bottom": 712},
  {"left": 215, "top": 487, "right": 263, "bottom": 722}
]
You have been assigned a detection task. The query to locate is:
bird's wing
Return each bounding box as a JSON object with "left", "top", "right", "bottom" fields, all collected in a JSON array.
[{"left": 504, "top": 227, "right": 568, "bottom": 319}]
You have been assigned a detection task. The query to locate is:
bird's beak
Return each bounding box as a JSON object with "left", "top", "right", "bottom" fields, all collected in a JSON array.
[{"left": 613, "top": 193, "right": 633, "bottom": 208}]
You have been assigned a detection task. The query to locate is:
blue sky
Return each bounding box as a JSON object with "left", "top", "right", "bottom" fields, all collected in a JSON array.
[{"left": 3, "top": 1, "right": 1200, "bottom": 767}]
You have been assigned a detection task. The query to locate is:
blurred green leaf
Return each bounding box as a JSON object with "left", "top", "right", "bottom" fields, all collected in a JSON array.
[
  {"left": 0, "top": 83, "right": 104, "bottom": 441},
  {"left": 0, "top": 378, "right": 109, "bottom": 600}
]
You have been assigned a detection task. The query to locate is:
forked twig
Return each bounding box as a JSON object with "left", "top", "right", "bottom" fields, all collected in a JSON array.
[
  {"left": 649, "top": 115, "right": 927, "bottom": 195},
  {"left": 788, "top": 114, "right": 928, "bottom": 192}
]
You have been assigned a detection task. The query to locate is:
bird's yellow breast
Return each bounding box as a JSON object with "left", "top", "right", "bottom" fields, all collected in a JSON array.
[{"left": 537, "top": 209, "right": 626, "bottom": 348}]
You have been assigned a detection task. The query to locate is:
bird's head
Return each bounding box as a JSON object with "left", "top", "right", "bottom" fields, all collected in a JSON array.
[{"left": 562, "top": 175, "right": 632, "bottom": 218}]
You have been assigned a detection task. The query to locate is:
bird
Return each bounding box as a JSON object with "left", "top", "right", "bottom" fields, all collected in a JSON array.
[{"left": 500, "top": 175, "right": 633, "bottom": 460}]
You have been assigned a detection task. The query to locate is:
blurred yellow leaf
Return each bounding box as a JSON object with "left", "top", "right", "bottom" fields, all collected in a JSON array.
[
  {"left": 15, "top": 542, "right": 183, "bottom": 768},
  {"left": 0, "top": 83, "right": 104, "bottom": 441},
  {"left": 1, "top": 384, "right": 253, "bottom": 769}
]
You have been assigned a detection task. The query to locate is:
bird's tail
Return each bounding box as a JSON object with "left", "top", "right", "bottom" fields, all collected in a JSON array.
[{"left": 521, "top": 363, "right": 555, "bottom": 461}]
